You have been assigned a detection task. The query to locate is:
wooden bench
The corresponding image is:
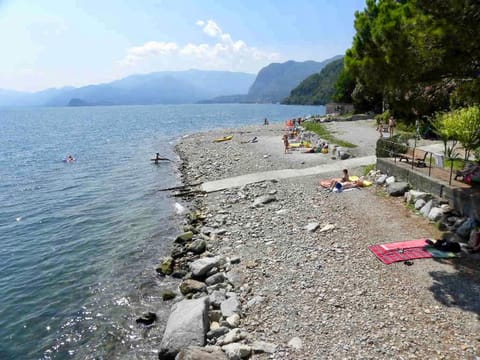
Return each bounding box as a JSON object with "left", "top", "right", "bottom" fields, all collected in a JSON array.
[{"left": 395, "top": 147, "right": 428, "bottom": 167}]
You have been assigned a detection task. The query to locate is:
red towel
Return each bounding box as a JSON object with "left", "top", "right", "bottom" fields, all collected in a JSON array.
[{"left": 369, "top": 239, "right": 432, "bottom": 265}]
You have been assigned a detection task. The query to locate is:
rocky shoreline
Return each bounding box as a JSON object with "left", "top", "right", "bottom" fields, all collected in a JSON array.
[{"left": 154, "top": 122, "right": 479, "bottom": 359}]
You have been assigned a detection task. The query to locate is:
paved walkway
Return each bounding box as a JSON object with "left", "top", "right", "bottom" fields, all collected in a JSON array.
[{"left": 200, "top": 155, "right": 376, "bottom": 193}]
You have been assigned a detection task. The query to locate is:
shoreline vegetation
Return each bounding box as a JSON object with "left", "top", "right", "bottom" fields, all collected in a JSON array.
[{"left": 152, "top": 117, "right": 479, "bottom": 359}]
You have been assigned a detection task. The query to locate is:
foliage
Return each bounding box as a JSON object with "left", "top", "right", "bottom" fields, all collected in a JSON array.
[
  {"left": 450, "top": 78, "right": 480, "bottom": 109},
  {"left": 434, "top": 106, "right": 480, "bottom": 160},
  {"left": 332, "top": 67, "right": 355, "bottom": 103},
  {"left": 432, "top": 111, "right": 461, "bottom": 157},
  {"left": 474, "top": 147, "right": 480, "bottom": 162},
  {"left": 374, "top": 110, "right": 391, "bottom": 125},
  {"left": 362, "top": 163, "right": 376, "bottom": 176},
  {"left": 302, "top": 121, "right": 357, "bottom": 148},
  {"left": 376, "top": 134, "right": 408, "bottom": 158},
  {"left": 454, "top": 106, "right": 480, "bottom": 160},
  {"left": 445, "top": 158, "right": 468, "bottom": 171},
  {"left": 282, "top": 58, "right": 344, "bottom": 105},
  {"left": 344, "top": 0, "right": 480, "bottom": 118}
]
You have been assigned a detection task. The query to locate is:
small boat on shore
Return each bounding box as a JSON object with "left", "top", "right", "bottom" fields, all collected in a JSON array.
[{"left": 213, "top": 135, "right": 233, "bottom": 143}]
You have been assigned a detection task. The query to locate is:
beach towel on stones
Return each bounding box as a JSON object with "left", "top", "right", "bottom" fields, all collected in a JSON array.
[{"left": 369, "top": 238, "right": 457, "bottom": 265}]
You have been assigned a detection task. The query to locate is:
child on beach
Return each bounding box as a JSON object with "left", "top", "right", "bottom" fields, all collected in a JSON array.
[{"left": 376, "top": 121, "right": 385, "bottom": 138}]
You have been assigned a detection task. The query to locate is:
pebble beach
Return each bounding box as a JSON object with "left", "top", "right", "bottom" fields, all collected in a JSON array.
[{"left": 165, "top": 120, "right": 480, "bottom": 359}]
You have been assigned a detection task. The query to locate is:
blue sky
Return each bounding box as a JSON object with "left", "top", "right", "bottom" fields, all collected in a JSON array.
[{"left": 0, "top": 0, "right": 366, "bottom": 92}]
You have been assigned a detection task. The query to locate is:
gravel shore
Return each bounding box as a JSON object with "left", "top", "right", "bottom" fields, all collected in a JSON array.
[{"left": 174, "top": 121, "right": 480, "bottom": 359}]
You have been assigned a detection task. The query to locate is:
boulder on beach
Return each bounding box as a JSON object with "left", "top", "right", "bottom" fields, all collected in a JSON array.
[{"left": 159, "top": 297, "right": 210, "bottom": 359}]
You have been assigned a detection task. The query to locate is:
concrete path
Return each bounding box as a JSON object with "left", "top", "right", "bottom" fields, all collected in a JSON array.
[{"left": 200, "top": 155, "right": 376, "bottom": 193}]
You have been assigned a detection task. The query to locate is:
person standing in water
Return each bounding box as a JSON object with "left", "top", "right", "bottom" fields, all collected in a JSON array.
[{"left": 152, "top": 153, "right": 170, "bottom": 164}]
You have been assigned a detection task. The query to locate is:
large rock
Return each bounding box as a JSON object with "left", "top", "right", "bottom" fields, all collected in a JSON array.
[
  {"left": 175, "top": 346, "right": 227, "bottom": 360},
  {"left": 420, "top": 200, "right": 434, "bottom": 218},
  {"left": 156, "top": 257, "right": 175, "bottom": 276},
  {"left": 385, "top": 176, "right": 396, "bottom": 185},
  {"left": 187, "top": 239, "right": 207, "bottom": 255},
  {"left": 457, "top": 217, "right": 475, "bottom": 239},
  {"left": 221, "top": 328, "right": 246, "bottom": 345},
  {"left": 414, "top": 199, "right": 426, "bottom": 210},
  {"left": 159, "top": 297, "right": 210, "bottom": 359},
  {"left": 222, "top": 343, "right": 251, "bottom": 359},
  {"left": 190, "top": 256, "right": 223, "bottom": 278},
  {"left": 180, "top": 279, "right": 207, "bottom": 296},
  {"left": 225, "top": 268, "right": 245, "bottom": 289},
  {"left": 376, "top": 174, "right": 388, "bottom": 185},
  {"left": 220, "top": 295, "right": 241, "bottom": 317},
  {"left": 175, "top": 231, "right": 194, "bottom": 244},
  {"left": 428, "top": 207, "right": 444, "bottom": 222},
  {"left": 386, "top": 182, "right": 409, "bottom": 196},
  {"left": 405, "top": 190, "right": 430, "bottom": 204},
  {"left": 205, "top": 272, "right": 226, "bottom": 286},
  {"left": 253, "top": 195, "right": 277, "bottom": 207},
  {"left": 209, "top": 290, "right": 227, "bottom": 308},
  {"left": 251, "top": 341, "right": 277, "bottom": 354},
  {"left": 304, "top": 222, "right": 319, "bottom": 232}
]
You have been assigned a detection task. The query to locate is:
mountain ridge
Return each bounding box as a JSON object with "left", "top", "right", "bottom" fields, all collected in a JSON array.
[
  {"left": 0, "top": 70, "right": 256, "bottom": 107},
  {"left": 204, "top": 55, "right": 343, "bottom": 104}
]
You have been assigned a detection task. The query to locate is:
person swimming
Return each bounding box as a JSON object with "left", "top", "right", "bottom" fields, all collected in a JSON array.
[{"left": 64, "top": 155, "right": 75, "bottom": 162}]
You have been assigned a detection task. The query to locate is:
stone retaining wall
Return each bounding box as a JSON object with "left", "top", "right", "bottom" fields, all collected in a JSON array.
[{"left": 377, "top": 158, "right": 480, "bottom": 222}]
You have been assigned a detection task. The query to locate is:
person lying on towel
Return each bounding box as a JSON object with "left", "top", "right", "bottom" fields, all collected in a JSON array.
[{"left": 328, "top": 169, "right": 363, "bottom": 191}]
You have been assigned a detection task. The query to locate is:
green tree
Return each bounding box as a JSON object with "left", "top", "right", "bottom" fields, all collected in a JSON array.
[
  {"left": 455, "top": 106, "right": 480, "bottom": 160},
  {"left": 332, "top": 68, "right": 355, "bottom": 103},
  {"left": 433, "top": 111, "right": 461, "bottom": 158},
  {"left": 344, "top": 0, "right": 480, "bottom": 118}
]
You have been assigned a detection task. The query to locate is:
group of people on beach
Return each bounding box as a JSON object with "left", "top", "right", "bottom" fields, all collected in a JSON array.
[{"left": 377, "top": 116, "right": 396, "bottom": 138}]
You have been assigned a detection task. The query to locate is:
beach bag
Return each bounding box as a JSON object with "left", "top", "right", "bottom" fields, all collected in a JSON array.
[{"left": 321, "top": 148, "right": 328, "bottom": 154}]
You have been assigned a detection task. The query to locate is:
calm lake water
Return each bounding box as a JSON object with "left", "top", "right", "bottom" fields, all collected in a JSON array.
[{"left": 0, "top": 103, "right": 324, "bottom": 359}]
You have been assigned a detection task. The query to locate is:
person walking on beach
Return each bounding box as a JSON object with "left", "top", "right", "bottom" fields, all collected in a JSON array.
[
  {"left": 377, "top": 120, "right": 385, "bottom": 138},
  {"left": 283, "top": 134, "right": 289, "bottom": 154},
  {"left": 388, "top": 116, "right": 396, "bottom": 137},
  {"left": 264, "top": 118, "right": 269, "bottom": 126}
]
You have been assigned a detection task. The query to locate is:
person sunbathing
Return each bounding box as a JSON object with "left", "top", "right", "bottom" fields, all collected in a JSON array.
[{"left": 328, "top": 169, "right": 365, "bottom": 191}]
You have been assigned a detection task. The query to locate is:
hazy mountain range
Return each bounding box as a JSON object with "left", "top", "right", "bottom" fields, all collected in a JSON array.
[
  {"left": 0, "top": 56, "right": 342, "bottom": 107},
  {"left": 202, "top": 55, "right": 343, "bottom": 104},
  {"left": 0, "top": 70, "right": 256, "bottom": 107}
]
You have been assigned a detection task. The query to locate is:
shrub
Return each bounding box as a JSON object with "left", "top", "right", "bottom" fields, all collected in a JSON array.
[
  {"left": 374, "top": 110, "right": 391, "bottom": 125},
  {"left": 474, "top": 146, "right": 480, "bottom": 162},
  {"left": 376, "top": 134, "right": 408, "bottom": 157}
]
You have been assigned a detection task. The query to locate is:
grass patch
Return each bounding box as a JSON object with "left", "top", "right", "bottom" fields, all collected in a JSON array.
[
  {"left": 362, "top": 163, "right": 376, "bottom": 176},
  {"left": 303, "top": 122, "right": 357, "bottom": 148},
  {"left": 445, "top": 158, "right": 467, "bottom": 171}
]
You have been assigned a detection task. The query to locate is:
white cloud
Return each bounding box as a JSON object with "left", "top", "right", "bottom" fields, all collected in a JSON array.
[
  {"left": 200, "top": 19, "right": 222, "bottom": 37},
  {"left": 120, "top": 41, "right": 178, "bottom": 65},
  {"left": 118, "top": 20, "right": 281, "bottom": 72}
]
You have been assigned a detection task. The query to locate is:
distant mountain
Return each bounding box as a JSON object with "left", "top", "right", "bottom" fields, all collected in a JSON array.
[
  {"left": 282, "top": 57, "right": 344, "bottom": 105},
  {"left": 245, "top": 56, "right": 342, "bottom": 103},
  {"left": 0, "top": 70, "right": 256, "bottom": 107},
  {"left": 203, "top": 56, "right": 343, "bottom": 104}
]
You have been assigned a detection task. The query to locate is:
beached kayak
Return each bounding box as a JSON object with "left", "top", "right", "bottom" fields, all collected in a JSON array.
[{"left": 213, "top": 135, "right": 233, "bottom": 143}]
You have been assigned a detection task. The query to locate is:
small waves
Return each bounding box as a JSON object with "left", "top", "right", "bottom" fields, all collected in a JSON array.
[{"left": 0, "top": 104, "right": 324, "bottom": 359}]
